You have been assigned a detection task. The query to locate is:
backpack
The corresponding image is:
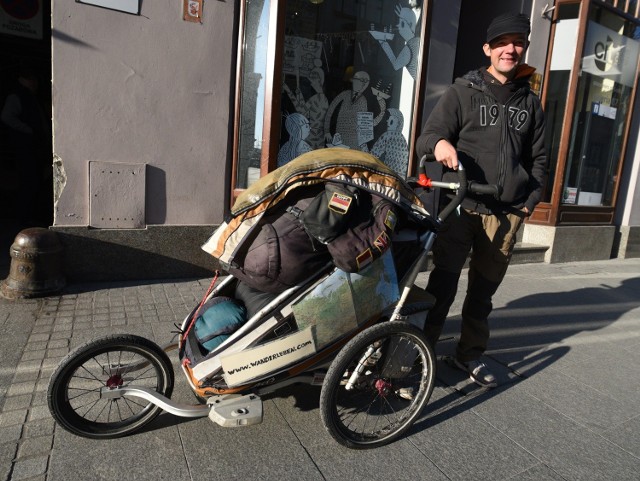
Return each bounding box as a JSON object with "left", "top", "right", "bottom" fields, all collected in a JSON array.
[
  {"left": 301, "top": 182, "right": 399, "bottom": 273},
  {"left": 228, "top": 190, "right": 332, "bottom": 293}
]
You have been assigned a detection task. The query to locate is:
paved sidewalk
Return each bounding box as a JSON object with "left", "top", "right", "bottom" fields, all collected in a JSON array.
[{"left": 1, "top": 258, "right": 639, "bottom": 481}]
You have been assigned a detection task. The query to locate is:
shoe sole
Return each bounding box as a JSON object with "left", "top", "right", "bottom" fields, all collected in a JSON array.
[
  {"left": 395, "top": 388, "right": 414, "bottom": 401},
  {"left": 450, "top": 358, "right": 497, "bottom": 388}
]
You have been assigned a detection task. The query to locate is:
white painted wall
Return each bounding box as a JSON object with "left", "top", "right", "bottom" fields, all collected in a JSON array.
[{"left": 51, "top": 0, "right": 236, "bottom": 226}]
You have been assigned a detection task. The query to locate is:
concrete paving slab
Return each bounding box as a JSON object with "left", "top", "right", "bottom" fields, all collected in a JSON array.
[
  {"left": 1, "top": 258, "right": 639, "bottom": 481},
  {"left": 304, "top": 436, "right": 448, "bottom": 481},
  {"left": 471, "top": 387, "right": 640, "bottom": 481},
  {"left": 539, "top": 340, "right": 640, "bottom": 402},
  {"left": 409, "top": 392, "right": 540, "bottom": 481},
  {"left": 513, "top": 367, "right": 636, "bottom": 432},
  {"left": 510, "top": 463, "right": 569, "bottom": 480},
  {"left": 0, "top": 442, "right": 17, "bottom": 481},
  {"left": 601, "top": 414, "right": 640, "bottom": 458},
  {"left": 10, "top": 454, "right": 48, "bottom": 480},
  {"left": 178, "top": 398, "right": 325, "bottom": 480},
  {"left": 262, "top": 385, "right": 325, "bottom": 448},
  {"left": 48, "top": 425, "right": 191, "bottom": 481}
]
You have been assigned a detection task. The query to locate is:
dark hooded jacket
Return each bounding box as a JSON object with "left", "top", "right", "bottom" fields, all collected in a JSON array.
[{"left": 416, "top": 65, "right": 547, "bottom": 214}]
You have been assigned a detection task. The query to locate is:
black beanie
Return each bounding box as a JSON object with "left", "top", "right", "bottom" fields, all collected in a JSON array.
[{"left": 486, "top": 13, "right": 531, "bottom": 43}]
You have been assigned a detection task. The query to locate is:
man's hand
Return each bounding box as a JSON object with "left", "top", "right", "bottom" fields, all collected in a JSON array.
[{"left": 434, "top": 139, "right": 459, "bottom": 170}]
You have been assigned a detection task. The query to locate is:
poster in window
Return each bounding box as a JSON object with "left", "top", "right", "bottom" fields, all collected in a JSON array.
[{"left": 0, "top": 0, "right": 43, "bottom": 39}]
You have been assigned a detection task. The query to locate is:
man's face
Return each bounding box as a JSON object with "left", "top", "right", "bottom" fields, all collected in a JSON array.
[
  {"left": 351, "top": 73, "right": 369, "bottom": 94},
  {"left": 483, "top": 33, "right": 527, "bottom": 79}
]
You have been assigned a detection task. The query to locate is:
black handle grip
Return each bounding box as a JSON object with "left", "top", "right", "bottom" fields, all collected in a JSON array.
[{"left": 467, "top": 181, "right": 502, "bottom": 198}]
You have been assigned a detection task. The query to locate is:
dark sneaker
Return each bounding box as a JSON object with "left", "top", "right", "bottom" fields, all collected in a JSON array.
[{"left": 453, "top": 359, "right": 497, "bottom": 388}]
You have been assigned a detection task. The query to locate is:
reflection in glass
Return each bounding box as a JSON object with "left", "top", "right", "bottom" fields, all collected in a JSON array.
[
  {"left": 237, "top": 0, "right": 270, "bottom": 189},
  {"left": 562, "top": 6, "right": 639, "bottom": 206},
  {"left": 543, "top": 3, "right": 640, "bottom": 207},
  {"left": 542, "top": 1, "right": 580, "bottom": 203}
]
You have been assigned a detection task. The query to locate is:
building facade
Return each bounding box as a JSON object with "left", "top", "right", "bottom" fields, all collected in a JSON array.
[{"left": 8, "top": 0, "right": 639, "bottom": 281}]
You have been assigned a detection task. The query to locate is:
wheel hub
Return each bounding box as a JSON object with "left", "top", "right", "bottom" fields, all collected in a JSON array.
[
  {"left": 106, "top": 374, "right": 124, "bottom": 389},
  {"left": 374, "top": 378, "right": 392, "bottom": 397}
]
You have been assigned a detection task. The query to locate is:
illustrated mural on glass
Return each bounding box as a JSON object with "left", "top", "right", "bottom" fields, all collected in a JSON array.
[
  {"left": 278, "top": 0, "right": 422, "bottom": 178},
  {"left": 371, "top": 5, "right": 420, "bottom": 80}
]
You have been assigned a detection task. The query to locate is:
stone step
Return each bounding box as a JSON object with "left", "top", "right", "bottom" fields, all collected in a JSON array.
[
  {"left": 420, "top": 242, "right": 548, "bottom": 272},
  {"left": 511, "top": 242, "right": 548, "bottom": 265}
]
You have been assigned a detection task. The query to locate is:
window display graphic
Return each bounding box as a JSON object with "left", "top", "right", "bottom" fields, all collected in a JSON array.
[
  {"left": 282, "top": 37, "right": 329, "bottom": 149},
  {"left": 371, "top": 5, "right": 420, "bottom": 80},
  {"left": 362, "top": 108, "right": 409, "bottom": 176},
  {"left": 258, "top": 0, "right": 423, "bottom": 180},
  {"left": 323, "top": 70, "right": 387, "bottom": 150},
  {"left": 277, "top": 113, "right": 312, "bottom": 167}
]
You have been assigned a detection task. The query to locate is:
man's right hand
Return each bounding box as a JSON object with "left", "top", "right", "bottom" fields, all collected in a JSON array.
[{"left": 434, "top": 139, "right": 459, "bottom": 170}]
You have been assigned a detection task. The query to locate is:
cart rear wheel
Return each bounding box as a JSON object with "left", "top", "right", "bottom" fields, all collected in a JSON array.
[
  {"left": 320, "top": 321, "right": 435, "bottom": 449},
  {"left": 48, "top": 334, "right": 174, "bottom": 439}
]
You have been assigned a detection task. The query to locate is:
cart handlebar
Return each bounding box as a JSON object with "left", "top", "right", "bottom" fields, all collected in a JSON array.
[{"left": 416, "top": 155, "right": 502, "bottom": 222}]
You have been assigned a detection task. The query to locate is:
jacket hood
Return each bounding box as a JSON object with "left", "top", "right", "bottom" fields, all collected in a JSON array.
[{"left": 456, "top": 64, "right": 536, "bottom": 90}]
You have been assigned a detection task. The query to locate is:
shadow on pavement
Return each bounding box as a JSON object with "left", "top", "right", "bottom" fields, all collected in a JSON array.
[{"left": 413, "top": 276, "right": 640, "bottom": 431}]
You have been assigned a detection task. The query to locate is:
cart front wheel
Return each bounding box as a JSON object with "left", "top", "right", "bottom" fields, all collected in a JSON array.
[
  {"left": 320, "top": 321, "right": 435, "bottom": 449},
  {"left": 48, "top": 334, "right": 174, "bottom": 439}
]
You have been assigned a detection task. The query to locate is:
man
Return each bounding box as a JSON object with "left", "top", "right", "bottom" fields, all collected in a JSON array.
[
  {"left": 323, "top": 70, "right": 386, "bottom": 150},
  {"left": 415, "top": 13, "right": 547, "bottom": 388}
]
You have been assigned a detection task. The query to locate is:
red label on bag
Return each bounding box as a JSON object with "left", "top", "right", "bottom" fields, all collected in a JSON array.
[
  {"left": 328, "top": 193, "right": 352, "bottom": 215},
  {"left": 356, "top": 248, "right": 373, "bottom": 270}
]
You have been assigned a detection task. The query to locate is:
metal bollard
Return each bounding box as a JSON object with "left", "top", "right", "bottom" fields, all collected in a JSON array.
[{"left": 1, "top": 228, "right": 66, "bottom": 299}]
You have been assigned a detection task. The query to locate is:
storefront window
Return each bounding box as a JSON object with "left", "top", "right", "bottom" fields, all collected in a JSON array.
[
  {"left": 276, "top": 0, "right": 423, "bottom": 178},
  {"left": 237, "top": 0, "right": 271, "bottom": 190},
  {"left": 562, "top": 4, "right": 639, "bottom": 206},
  {"left": 235, "top": 0, "right": 425, "bottom": 192},
  {"left": 236, "top": 0, "right": 424, "bottom": 189},
  {"left": 542, "top": 3, "right": 580, "bottom": 203}
]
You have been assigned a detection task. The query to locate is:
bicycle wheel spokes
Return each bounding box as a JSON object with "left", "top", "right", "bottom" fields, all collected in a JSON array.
[
  {"left": 66, "top": 350, "right": 154, "bottom": 423},
  {"left": 321, "top": 322, "right": 435, "bottom": 448},
  {"left": 49, "top": 335, "right": 174, "bottom": 438}
]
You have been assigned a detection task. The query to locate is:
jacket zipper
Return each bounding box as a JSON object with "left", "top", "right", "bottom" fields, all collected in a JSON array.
[{"left": 497, "top": 89, "right": 525, "bottom": 196}]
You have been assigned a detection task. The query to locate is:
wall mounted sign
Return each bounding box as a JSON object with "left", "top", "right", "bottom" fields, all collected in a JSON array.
[
  {"left": 183, "top": 0, "right": 203, "bottom": 23},
  {"left": 76, "top": 0, "right": 140, "bottom": 15},
  {"left": 0, "top": 0, "right": 44, "bottom": 39},
  {"left": 582, "top": 21, "right": 640, "bottom": 88}
]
